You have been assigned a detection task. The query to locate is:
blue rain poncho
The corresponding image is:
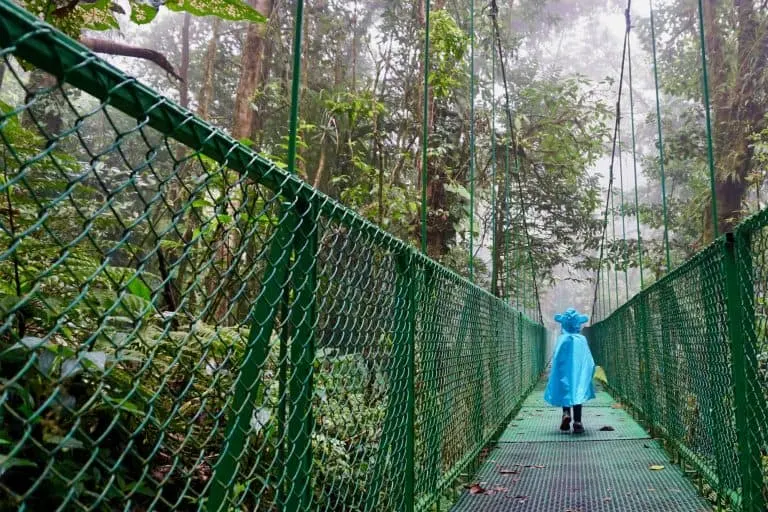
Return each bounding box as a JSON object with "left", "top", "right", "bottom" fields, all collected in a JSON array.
[{"left": 544, "top": 308, "right": 596, "bottom": 407}]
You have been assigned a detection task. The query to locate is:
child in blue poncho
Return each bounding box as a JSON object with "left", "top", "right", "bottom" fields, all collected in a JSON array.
[{"left": 544, "top": 308, "right": 595, "bottom": 434}]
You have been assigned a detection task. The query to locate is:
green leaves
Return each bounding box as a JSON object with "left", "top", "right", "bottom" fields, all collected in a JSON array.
[
  {"left": 164, "top": 0, "right": 267, "bottom": 23},
  {"left": 128, "top": 0, "right": 268, "bottom": 26},
  {"left": 129, "top": 0, "right": 159, "bottom": 24},
  {"left": 81, "top": 1, "right": 120, "bottom": 30},
  {"left": 428, "top": 10, "right": 468, "bottom": 99}
]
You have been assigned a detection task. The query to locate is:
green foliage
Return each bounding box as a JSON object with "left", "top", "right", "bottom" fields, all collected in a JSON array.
[
  {"left": 21, "top": 0, "right": 264, "bottom": 40},
  {"left": 429, "top": 10, "right": 469, "bottom": 99},
  {"left": 164, "top": 0, "right": 267, "bottom": 23}
]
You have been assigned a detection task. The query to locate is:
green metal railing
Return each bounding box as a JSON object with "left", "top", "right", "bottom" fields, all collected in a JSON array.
[
  {"left": 588, "top": 210, "right": 768, "bottom": 511},
  {"left": 0, "top": 2, "right": 546, "bottom": 510}
]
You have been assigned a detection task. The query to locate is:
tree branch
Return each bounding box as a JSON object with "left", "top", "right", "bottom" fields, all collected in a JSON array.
[{"left": 79, "top": 37, "right": 183, "bottom": 81}]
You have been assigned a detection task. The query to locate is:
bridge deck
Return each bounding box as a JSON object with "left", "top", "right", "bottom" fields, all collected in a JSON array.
[{"left": 451, "top": 379, "right": 712, "bottom": 511}]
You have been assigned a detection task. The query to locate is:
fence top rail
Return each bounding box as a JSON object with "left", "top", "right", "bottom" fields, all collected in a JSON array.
[{"left": 0, "top": 0, "right": 541, "bottom": 327}]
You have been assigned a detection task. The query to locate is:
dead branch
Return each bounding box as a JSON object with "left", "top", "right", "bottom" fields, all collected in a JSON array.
[{"left": 79, "top": 36, "right": 183, "bottom": 81}]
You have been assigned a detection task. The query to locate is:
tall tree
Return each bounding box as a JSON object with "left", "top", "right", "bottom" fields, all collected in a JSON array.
[{"left": 232, "top": 0, "right": 275, "bottom": 140}]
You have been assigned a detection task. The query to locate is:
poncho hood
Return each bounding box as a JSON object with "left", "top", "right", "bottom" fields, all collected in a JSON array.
[{"left": 554, "top": 308, "right": 588, "bottom": 334}]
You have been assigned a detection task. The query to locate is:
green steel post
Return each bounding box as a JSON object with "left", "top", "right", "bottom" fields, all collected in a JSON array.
[
  {"left": 649, "top": 0, "right": 672, "bottom": 272},
  {"left": 488, "top": 297, "right": 502, "bottom": 421},
  {"left": 490, "top": 42, "right": 497, "bottom": 295},
  {"left": 421, "top": 0, "right": 431, "bottom": 254},
  {"left": 696, "top": 0, "right": 718, "bottom": 238},
  {"left": 660, "top": 282, "right": 684, "bottom": 442},
  {"left": 284, "top": 0, "right": 311, "bottom": 504},
  {"left": 610, "top": 183, "right": 619, "bottom": 306},
  {"left": 627, "top": 36, "right": 644, "bottom": 289},
  {"left": 468, "top": 0, "right": 475, "bottom": 279},
  {"left": 398, "top": 251, "right": 417, "bottom": 512},
  {"left": 286, "top": 0, "right": 304, "bottom": 180},
  {"left": 518, "top": 312, "right": 524, "bottom": 391},
  {"left": 364, "top": 374, "right": 399, "bottom": 511},
  {"left": 723, "top": 232, "right": 765, "bottom": 511},
  {"left": 365, "top": 254, "right": 417, "bottom": 512},
  {"left": 638, "top": 294, "right": 655, "bottom": 426},
  {"left": 654, "top": 286, "right": 671, "bottom": 431},
  {"left": 699, "top": 254, "right": 734, "bottom": 491},
  {"left": 285, "top": 201, "right": 318, "bottom": 511},
  {"left": 421, "top": 266, "right": 443, "bottom": 505},
  {"left": 275, "top": 297, "right": 291, "bottom": 508},
  {"left": 504, "top": 143, "right": 511, "bottom": 298},
  {"left": 206, "top": 206, "right": 296, "bottom": 512}
]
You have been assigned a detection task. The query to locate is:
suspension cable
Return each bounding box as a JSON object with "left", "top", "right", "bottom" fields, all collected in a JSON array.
[
  {"left": 618, "top": 120, "right": 629, "bottom": 302},
  {"left": 649, "top": 0, "right": 671, "bottom": 272},
  {"left": 627, "top": 29, "right": 644, "bottom": 290},
  {"left": 490, "top": 0, "right": 543, "bottom": 323},
  {"left": 591, "top": 1, "right": 631, "bottom": 320}
]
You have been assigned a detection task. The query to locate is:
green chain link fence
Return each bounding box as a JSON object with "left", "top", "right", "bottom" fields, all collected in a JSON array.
[
  {"left": 588, "top": 210, "right": 768, "bottom": 511},
  {"left": 0, "top": 2, "right": 546, "bottom": 510}
]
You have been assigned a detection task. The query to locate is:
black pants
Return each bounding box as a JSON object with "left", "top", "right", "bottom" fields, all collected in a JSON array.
[{"left": 563, "top": 405, "right": 582, "bottom": 422}]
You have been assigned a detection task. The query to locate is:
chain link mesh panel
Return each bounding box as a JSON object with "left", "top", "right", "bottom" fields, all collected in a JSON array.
[
  {"left": 0, "top": 3, "right": 546, "bottom": 510},
  {"left": 589, "top": 221, "right": 768, "bottom": 511}
]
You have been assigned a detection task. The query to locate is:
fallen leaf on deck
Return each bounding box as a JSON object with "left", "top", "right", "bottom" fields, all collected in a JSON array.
[
  {"left": 469, "top": 484, "right": 486, "bottom": 494},
  {"left": 611, "top": 403, "right": 623, "bottom": 409},
  {"left": 599, "top": 426, "right": 615, "bottom": 431},
  {"left": 499, "top": 467, "right": 519, "bottom": 474},
  {"left": 649, "top": 465, "right": 665, "bottom": 471}
]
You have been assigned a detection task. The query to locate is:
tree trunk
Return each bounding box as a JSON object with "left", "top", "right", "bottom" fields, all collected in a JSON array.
[
  {"left": 418, "top": 0, "right": 448, "bottom": 257},
  {"left": 703, "top": 0, "right": 768, "bottom": 237},
  {"left": 179, "top": 14, "right": 191, "bottom": 108},
  {"left": 232, "top": 0, "right": 274, "bottom": 140},
  {"left": 198, "top": 18, "right": 221, "bottom": 121}
]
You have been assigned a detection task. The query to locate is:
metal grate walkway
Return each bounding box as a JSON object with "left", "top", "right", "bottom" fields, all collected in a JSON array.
[{"left": 451, "top": 378, "right": 713, "bottom": 511}]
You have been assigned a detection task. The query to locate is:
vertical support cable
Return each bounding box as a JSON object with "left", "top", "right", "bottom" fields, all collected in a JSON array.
[
  {"left": 504, "top": 142, "right": 511, "bottom": 301},
  {"left": 611, "top": 176, "right": 619, "bottom": 306},
  {"left": 724, "top": 232, "right": 766, "bottom": 511},
  {"left": 591, "top": 2, "right": 629, "bottom": 319},
  {"left": 513, "top": 152, "right": 521, "bottom": 310},
  {"left": 286, "top": 0, "right": 304, "bottom": 180},
  {"left": 696, "top": 0, "right": 718, "bottom": 239},
  {"left": 421, "top": 0, "right": 431, "bottom": 254},
  {"left": 469, "top": 0, "right": 475, "bottom": 279},
  {"left": 606, "top": 213, "right": 612, "bottom": 314},
  {"left": 627, "top": 30, "right": 644, "bottom": 290},
  {"left": 490, "top": 30, "right": 497, "bottom": 295},
  {"left": 649, "top": 0, "right": 671, "bottom": 272},
  {"left": 618, "top": 124, "right": 629, "bottom": 302},
  {"left": 490, "top": 0, "right": 542, "bottom": 321},
  {"left": 514, "top": 225, "right": 521, "bottom": 310}
]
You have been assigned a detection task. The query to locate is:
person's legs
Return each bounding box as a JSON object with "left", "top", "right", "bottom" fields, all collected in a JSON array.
[
  {"left": 573, "top": 405, "right": 584, "bottom": 433},
  {"left": 560, "top": 407, "right": 571, "bottom": 431}
]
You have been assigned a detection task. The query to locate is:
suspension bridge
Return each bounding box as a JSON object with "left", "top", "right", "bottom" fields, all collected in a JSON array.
[{"left": 0, "top": 0, "right": 766, "bottom": 511}]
